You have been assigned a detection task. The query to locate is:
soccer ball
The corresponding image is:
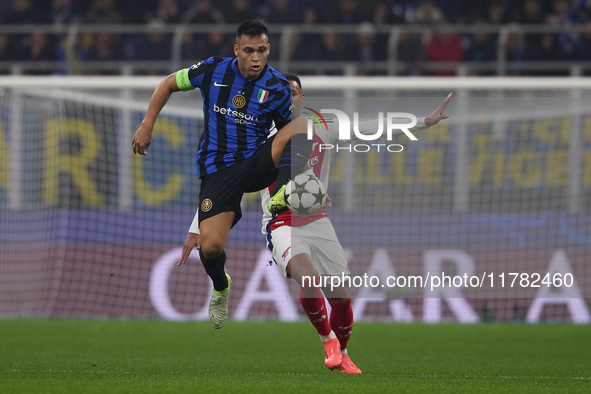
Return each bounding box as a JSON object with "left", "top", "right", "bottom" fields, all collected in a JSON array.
[{"left": 284, "top": 171, "right": 327, "bottom": 216}]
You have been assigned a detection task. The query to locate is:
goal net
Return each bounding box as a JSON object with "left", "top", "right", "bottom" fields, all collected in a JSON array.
[{"left": 0, "top": 76, "right": 589, "bottom": 323}]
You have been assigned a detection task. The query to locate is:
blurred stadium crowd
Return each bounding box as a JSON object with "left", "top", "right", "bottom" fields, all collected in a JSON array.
[{"left": 1, "top": 0, "right": 591, "bottom": 76}]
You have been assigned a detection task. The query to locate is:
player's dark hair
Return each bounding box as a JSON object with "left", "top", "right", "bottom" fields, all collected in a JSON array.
[
  {"left": 282, "top": 72, "right": 302, "bottom": 91},
  {"left": 236, "top": 20, "right": 268, "bottom": 41}
]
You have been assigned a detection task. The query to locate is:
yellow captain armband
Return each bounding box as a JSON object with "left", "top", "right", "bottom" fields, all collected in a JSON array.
[{"left": 176, "top": 68, "right": 195, "bottom": 92}]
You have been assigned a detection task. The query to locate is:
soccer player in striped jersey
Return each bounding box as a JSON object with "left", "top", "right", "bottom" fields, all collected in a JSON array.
[
  {"left": 132, "top": 20, "right": 312, "bottom": 330},
  {"left": 180, "top": 74, "right": 452, "bottom": 372}
]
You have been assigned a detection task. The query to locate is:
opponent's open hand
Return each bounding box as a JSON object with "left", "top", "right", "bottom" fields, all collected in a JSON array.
[
  {"left": 425, "top": 92, "right": 453, "bottom": 127},
  {"left": 178, "top": 232, "right": 201, "bottom": 266}
]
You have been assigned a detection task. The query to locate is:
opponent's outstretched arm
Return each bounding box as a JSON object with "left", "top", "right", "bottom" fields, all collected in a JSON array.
[
  {"left": 342, "top": 92, "right": 453, "bottom": 141},
  {"left": 424, "top": 92, "right": 453, "bottom": 127}
]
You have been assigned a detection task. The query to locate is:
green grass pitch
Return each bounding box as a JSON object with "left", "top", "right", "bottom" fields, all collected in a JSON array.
[{"left": 1, "top": 320, "right": 590, "bottom": 393}]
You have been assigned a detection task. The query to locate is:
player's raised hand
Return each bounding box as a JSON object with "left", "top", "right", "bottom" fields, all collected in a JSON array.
[
  {"left": 131, "top": 125, "right": 153, "bottom": 155},
  {"left": 178, "top": 232, "right": 201, "bottom": 266},
  {"left": 425, "top": 92, "right": 453, "bottom": 127}
]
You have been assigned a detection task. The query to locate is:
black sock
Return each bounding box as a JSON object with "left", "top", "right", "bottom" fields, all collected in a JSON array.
[
  {"left": 199, "top": 249, "right": 228, "bottom": 292},
  {"left": 271, "top": 133, "right": 313, "bottom": 196}
]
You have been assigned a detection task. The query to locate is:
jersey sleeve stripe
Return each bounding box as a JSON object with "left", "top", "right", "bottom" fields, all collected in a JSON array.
[{"left": 273, "top": 91, "right": 292, "bottom": 130}]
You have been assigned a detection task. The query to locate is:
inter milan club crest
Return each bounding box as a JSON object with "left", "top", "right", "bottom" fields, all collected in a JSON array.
[
  {"left": 257, "top": 89, "right": 269, "bottom": 103},
  {"left": 201, "top": 198, "right": 213, "bottom": 212},
  {"left": 232, "top": 92, "right": 246, "bottom": 108}
]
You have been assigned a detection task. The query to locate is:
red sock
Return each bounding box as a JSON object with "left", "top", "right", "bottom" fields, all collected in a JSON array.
[
  {"left": 328, "top": 299, "right": 354, "bottom": 351},
  {"left": 300, "top": 287, "right": 331, "bottom": 336}
]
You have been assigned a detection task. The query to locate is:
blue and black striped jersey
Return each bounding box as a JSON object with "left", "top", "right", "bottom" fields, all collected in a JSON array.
[{"left": 176, "top": 57, "right": 292, "bottom": 178}]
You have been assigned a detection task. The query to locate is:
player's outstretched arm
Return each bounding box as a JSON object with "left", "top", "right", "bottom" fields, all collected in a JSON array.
[
  {"left": 424, "top": 92, "right": 453, "bottom": 127},
  {"left": 132, "top": 73, "right": 180, "bottom": 155}
]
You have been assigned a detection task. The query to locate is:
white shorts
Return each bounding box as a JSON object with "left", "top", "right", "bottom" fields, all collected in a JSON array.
[{"left": 267, "top": 217, "right": 350, "bottom": 278}]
